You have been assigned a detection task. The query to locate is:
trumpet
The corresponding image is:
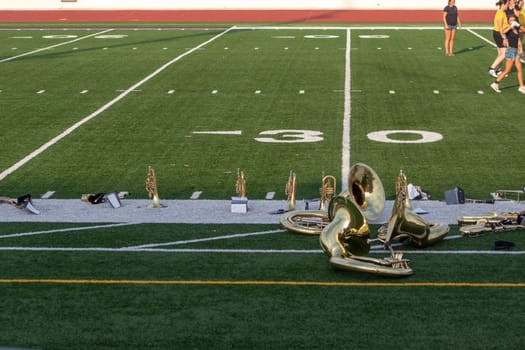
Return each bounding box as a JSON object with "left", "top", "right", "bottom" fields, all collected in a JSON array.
[{"left": 319, "top": 163, "right": 413, "bottom": 277}]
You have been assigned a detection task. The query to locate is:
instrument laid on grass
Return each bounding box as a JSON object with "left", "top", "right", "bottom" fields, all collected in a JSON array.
[
  {"left": 319, "top": 163, "right": 413, "bottom": 277},
  {"left": 285, "top": 170, "right": 297, "bottom": 212},
  {"left": 457, "top": 211, "right": 525, "bottom": 236},
  {"left": 146, "top": 166, "right": 165, "bottom": 208},
  {"left": 279, "top": 172, "right": 336, "bottom": 235},
  {"left": 377, "top": 170, "right": 450, "bottom": 247}
]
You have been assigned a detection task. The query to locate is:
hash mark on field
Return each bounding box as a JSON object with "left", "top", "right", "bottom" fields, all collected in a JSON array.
[
  {"left": 265, "top": 192, "right": 275, "bottom": 199},
  {"left": 192, "top": 130, "right": 242, "bottom": 135},
  {"left": 36, "top": 90, "right": 45, "bottom": 94},
  {"left": 190, "top": 191, "right": 202, "bottom": 199},
  {"left": 80, "top": 90, "right": 88, "bottom": 94},
  {"left": 40, "top": 191, "right": 55, "bottom": 199},
  {"left": 167, "top": 89, "right": 175, "bottom": 94},
  {"left": 211, "top": 89, "right": 218, "bottom": 94}
]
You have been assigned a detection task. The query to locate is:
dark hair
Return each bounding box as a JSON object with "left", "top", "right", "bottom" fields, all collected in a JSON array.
[{"left": 496, "top": 0, "right": 508, "bottom": 6}]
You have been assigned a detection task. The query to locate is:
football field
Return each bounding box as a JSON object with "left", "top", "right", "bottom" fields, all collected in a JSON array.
[{"left": 1, "top": 25, "right": 525, "bottom": 349}]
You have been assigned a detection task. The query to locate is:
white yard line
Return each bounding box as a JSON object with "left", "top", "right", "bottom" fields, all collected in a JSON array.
[
  {"left": 341, "top": 28, "right": 352, "bottom": 192},
  {"left": 125, "top": 229, "right": 284, "bottom": 249},
  {"left": 0, "top": 29, "right": 114, "bottom": 64},
  {"left": 0, "top": 26, "right": 236, "bottom": 182},
  {"left": 467, "top": 28, "right": 497, "bottom": 47},
  {"left": 0, "top": 223, "right": 135, "bottom": 239}
]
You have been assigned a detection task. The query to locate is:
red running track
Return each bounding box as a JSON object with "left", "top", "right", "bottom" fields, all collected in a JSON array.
[{"left": 0, "top": 10, "right": 494, "bottom": 23}]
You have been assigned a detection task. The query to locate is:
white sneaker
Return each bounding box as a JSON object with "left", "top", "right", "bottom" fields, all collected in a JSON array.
[
  {"left": 489, "top": 69, "right": 498, "bottom": 78},
  {"left": 519, "top": 86, "right": 525, "bottom": 94},
  {"left": 490, "top": 82, "right": 501, "bottom": 93}
]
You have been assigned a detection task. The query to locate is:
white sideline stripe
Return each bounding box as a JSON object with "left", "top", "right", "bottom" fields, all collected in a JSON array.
[
  {"left": 341, "top": 28, "right": 351, "bottom": 192},
  {"left": 0, "top": 247, "right": 522, "bottom": 255},
  {"left": 0, "top": 29, "right": 114, "bottom": 64},
  {"left": 0, "top": 26, "right": 235, "bottom": 183},
  {"left": 0, "top": 223, "right": 135, "bottom": 239},
  {"left": 125, "top": 229, "right": 284, "bottom": 249},
  {"left": 467, "top": 28, "right": 497, "bottom": 47}
]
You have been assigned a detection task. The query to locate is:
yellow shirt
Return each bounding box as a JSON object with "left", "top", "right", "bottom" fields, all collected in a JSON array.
[
  {"left": 519, "top": 10, "right": 525, "bottom": 25},
  {"left": 493, "top": 9, "right": 509, "bottom": 32}
]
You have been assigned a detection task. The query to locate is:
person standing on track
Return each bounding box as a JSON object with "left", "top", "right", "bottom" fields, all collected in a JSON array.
[
  {"left": 489, "top": 0, "right": 510, "bottom": 77},
  {"left": 443, "top": 0, "right": 462, "bottom": 56}
]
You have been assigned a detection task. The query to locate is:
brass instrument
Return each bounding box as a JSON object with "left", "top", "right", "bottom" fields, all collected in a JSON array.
[
  {"left": 279, "top": 173, "right": 337, "bottom": 235},
  {"left": 319, "top": 173, "right": 336, "bottom": 211},
  {"left": 457, "top": 211, "right": 525, "bottom": 236},
  {"left": 285, "top": 170, "right": 297, "bottom": 211},
  {"left": 377, "top": 170, "right": 449, "bottom": 247},
  {"left": 146, "top": 166, "right": 165, "bottom": 208},
  {"left": 319, "top": 163, "right": 413, "bottom": 277},
  {"left": 235, "top": 168, "right": 246, "bottom": 198},
  {"left": 0, "top": 194, "right": 40, "bottom": 214}
]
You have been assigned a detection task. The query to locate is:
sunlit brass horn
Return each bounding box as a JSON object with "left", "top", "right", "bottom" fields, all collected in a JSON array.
[
  {"left": 285, "top": 170, "right": 297, "bottom": 212},
  {"left": 279, "top": 163, "right": 385, "bottom": 236},
  {"left": 319, "top": 164, "right": 413, "bottom": 277},
  {"left": 348, "top": 163, "right": 385, "bottom": 221},
  {"left": 146, "top": 166, "right": 165, "bottom": 208},
  {"left": 377, "top": 169, "right": 449, "bottom": 247},
  {"left": 319, "top": 173, "right": 336, "bottom": 211},
  {"left": 457, "top": 211, "right": 525, "bottom": 236},
  {"left": 235, "top": 168, "right": 246, "bottom": 198}
]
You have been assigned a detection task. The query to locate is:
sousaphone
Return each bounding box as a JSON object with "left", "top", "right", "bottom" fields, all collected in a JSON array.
[
  {"left": 319, "top": 163, "right": 413, "bottom": 277},
  {"left": 377, "top": 170, "right": 449, "bottom": 247}
]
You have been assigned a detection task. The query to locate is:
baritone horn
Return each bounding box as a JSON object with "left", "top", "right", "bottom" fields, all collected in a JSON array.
[{"left": 319, "top": 163, "right": 413, "bottom": 277}]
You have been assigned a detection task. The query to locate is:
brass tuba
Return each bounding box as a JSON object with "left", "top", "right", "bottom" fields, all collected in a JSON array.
[
  {"left": 377, "top": 170, "right": 449, "bottom": 247},
  {"left": 319, "top": 163, "right": 413, "bottom": 277}
]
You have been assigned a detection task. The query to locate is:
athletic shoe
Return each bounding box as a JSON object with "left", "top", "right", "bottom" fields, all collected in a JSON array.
[
  {"left": 519, "top": 86, "right": 525, "bottom": 94},
  {"left": 490, "top": 82, "right": 501, "bottom": 93},
  {"left": 489, "top": 69, "right": 498, "bottom": 78}
]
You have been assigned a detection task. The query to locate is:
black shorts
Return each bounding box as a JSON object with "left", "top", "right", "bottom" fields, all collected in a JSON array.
[{"left": 493, "top": 30, "right": 505, "bottom": 48}]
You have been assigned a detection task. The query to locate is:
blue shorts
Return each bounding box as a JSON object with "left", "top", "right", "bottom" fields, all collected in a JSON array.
[
  {"left": 506, "top": 47, "right": 519, "bottom": 60},
  {"left": 446, "top": 25, "right": 458, "bottom": 30}
]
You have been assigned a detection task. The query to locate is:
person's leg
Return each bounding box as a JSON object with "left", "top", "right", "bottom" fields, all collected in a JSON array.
[
  {"left": 444, "top": 29, "right": 451, "bottom": 55},
  {"left": 449, "top": 29, "right": 456, "bottom": 55}
]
